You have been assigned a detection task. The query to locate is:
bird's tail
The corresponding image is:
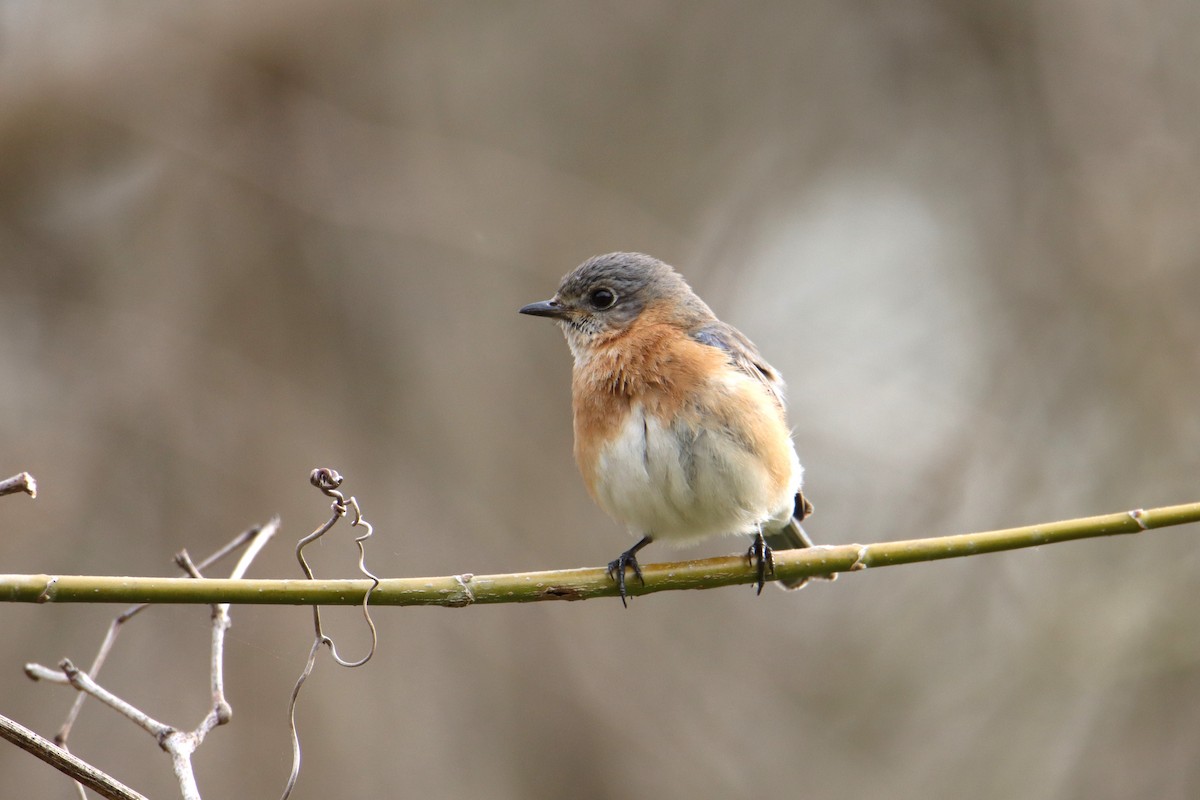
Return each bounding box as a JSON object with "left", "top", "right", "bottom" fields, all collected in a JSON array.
[{"left": 763, "top": 516, "right": 837, "bottom": 590}]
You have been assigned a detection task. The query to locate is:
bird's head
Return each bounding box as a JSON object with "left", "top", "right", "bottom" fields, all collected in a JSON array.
[{"left": 520, "top": 252, "right": 709, "bottom": 360}]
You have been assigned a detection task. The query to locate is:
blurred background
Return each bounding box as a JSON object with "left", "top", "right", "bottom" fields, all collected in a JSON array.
[{"left": 2, "top": 1, "right": 1199, "bottom": 798}]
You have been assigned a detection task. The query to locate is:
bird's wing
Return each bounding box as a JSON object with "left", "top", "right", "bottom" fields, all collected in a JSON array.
[{"left": 691, "top": 322, "right": 787, "bottom": 408}]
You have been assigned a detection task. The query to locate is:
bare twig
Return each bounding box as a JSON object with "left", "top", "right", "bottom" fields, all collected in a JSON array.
[
  {"left": 22, "top": 520, "right": 280, "bottom": 800},
  {"left": 0, "top": 713, "right": 146, "bottom": 800},
  {"left": 60, "top": 659, "right": 175, "bottom": 739},
  {"left": 51, "top": 525, "right": 264, "bottom": 753},
  {"left": 153, "top": 519, "right": 280, "bottom": 799},
  {"left": 3, "top": 501, "right": 1198, "bottom": 607},
  {"left": 0, "top": 471, "right": 37, "bottom": 498},
  {"left": 26, "top": 527, "right": 268, "bottom": 800}
]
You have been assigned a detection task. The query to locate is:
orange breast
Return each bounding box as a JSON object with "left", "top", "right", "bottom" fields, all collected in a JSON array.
[{"left": 571, "top": 303, "right": 795, "bottom": 519}]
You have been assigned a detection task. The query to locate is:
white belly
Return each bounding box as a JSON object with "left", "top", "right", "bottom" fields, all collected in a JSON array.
[{"left": 590, "top": 403, "right": 800, "bottom": 545}]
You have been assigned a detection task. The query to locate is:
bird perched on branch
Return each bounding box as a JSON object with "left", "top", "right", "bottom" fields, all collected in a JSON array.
[{"left": 520, "top": 252, "right": 832, "bottom": 604}]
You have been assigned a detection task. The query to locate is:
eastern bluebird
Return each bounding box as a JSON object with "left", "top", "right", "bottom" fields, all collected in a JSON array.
[{"left": 520, "top": 252, "right": 833, "bottom": 604}]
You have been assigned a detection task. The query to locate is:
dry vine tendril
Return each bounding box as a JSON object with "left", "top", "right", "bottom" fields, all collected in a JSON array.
[{"left": 280, "top": 468, "right": 381, "bottom": 800}]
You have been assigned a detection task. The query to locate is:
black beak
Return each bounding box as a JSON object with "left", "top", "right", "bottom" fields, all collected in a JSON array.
[{"left": 519, "top": 298, "right": 567, "bottom": 319}]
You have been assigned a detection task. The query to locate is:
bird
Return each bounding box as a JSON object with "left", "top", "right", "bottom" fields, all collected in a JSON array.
[{"left": 519, "top": 252, "right": 832, "bottom": 604}]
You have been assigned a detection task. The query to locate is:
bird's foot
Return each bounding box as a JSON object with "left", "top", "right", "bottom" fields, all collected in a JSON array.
[
  {"left": 607, "top": 536, "right": 651, "bottom": 608},
  {"left": 747, "top": 532, "right": 776, "bottom": 595}
]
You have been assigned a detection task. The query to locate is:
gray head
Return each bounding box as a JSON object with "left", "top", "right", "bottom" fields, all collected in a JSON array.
[{"left": 519, "top": 253, "right": 713, "bottom": 353}]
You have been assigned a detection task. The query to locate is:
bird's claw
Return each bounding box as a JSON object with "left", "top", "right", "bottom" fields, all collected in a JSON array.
[
  {"left": 747, "top": 532, "right": 776, "bottom": 595},
  {"left": 607, "top": 550, "right": 645, "bottom": 608}
]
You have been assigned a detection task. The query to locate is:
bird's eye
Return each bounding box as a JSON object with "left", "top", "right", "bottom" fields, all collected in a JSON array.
[{"left": 589, "top": 287, "right": 617, "bottom": 309}]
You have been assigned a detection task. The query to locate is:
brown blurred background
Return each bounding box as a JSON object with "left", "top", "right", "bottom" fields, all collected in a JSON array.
[{"left": 2, "top": 1, "right": 1199, "bottom": 798}]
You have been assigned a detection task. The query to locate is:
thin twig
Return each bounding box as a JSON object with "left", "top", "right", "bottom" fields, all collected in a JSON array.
[
  {"left": 157, "top": 519, "right": 280, "bottom": 800},
  {"left": 0, "top": 713, "right": 146, "bottom": 800},
  {"left": 2, "top": 501, "right": 1197, "bottom": 607},
  {"left": 0, "top": 471, "right": 37, "bottom": 498},
  {"left": 49, "top": 660, "right": 174, "bottom": 741},
  {"left": 52, "top": 525, "right": 265, "bottom": 751},
  {"left": 21, "top": 521, "right": 280, "bottom": 800},
  {"left": 26, "top": 526, "right": 269, "bottom": 800}
]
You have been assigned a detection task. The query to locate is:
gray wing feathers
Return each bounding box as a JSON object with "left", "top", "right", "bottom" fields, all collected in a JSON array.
[
  {"left": 691, "top": 323, "right": 787, "bottom": 408},
  {"left": 694, "top": 324, "right": 831, "bottom": 589}
]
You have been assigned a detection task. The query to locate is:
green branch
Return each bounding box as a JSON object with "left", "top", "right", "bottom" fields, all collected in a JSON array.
[{"left": 2, "top": 502, "right": 1197, "bottom": 607}]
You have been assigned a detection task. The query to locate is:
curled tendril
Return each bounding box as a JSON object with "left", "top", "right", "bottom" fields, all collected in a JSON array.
[{"left": 282, "top": 469, "right": 381, "bottom": 800}]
